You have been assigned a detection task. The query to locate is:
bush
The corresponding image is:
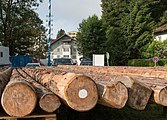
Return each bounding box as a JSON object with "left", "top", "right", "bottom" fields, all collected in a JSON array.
[{"left": 128, "top": 59, "right": 167, "bottom": 67}]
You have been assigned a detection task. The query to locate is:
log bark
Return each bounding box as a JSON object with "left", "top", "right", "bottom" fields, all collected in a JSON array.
[
  {"left": 57, "top": 65, "right": 167, "bottom": 79},
  {"left": 51, "top": 66, "right": 152, "bottom": 110},
  {"left": 22, "top": 68, "right": 98, "bottom": 112},
  {"left": 131, "top": 76, "right": 167, "bottom": 106},
  {"left": 17, "top": 68, "right": 61, "bottom": 113},
  {"left": 97, "top": 81, "right": 128, "bottom": 109},
  {"left": 1, "top": 70, "right": 37, "bottom": 117},
  {"left": 0, "top": 68, "right": 13, "bottom": 96}
]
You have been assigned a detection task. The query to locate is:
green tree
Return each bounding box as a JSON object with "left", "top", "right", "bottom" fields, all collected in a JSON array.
[
  {"left": 101, "top": 0, "right": 167, "bottom": 65},
  {"left": 142, "top": 40, "right": 167, "bottom": 59},
  {"left": 105, "top": 27, "right": 128, "bottom": 65},
  {"left": 124, "top": 0, "right": 155, "bottom": 59},
  {"left": 76, "top": 15, "right": 106, "bottom": 58},
  {"left": 0, "top": 0, "right": 45, "bottom": 56},
  {"left": 56, "top": 29, "right": 65, "bottom": 39}
]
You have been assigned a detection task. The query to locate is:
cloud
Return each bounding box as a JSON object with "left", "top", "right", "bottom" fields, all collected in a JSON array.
[{"left": 37, "top": 0, "right": 102, "bottom": 38}]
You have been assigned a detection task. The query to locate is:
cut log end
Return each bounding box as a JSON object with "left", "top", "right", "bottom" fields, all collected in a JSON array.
[
  {"left": 127, "top": 82, "right": 152, "bottom": 110},
  {"left": 1, "top": 80, "right": 37, "bottom": 117},
  {"left": 102, "top": 81, "right": 128, "bottom": 109},
  {"left": 39, "top": 93, "right": 61, "bottom": 113},
  {"left": 155, "top": 86, "right": 167, "bottom": 106},
  {"left": 65, "top": 75, "right": 98, "bottom": 112}
]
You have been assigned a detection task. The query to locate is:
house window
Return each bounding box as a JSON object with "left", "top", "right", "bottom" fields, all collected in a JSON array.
[
  {"left": 57, "top": 48, "right": 60, "bottom": 52},
  {"left": 73, "top": 48, "right": 76, "bottom": 52},
  {"left": 72, "top": 55, "right": 76, "bottom": 59},
  {"left": 0, "top": 52, "right": 3, "bottom": 57},
  {"left": 57, "top": 55, "right": 60, "bottom": 58},
  {"left": 63, "top": 55, "right": 69, "bottom": 58},
  {"left": 63, "top": 48, "right": 69, "bottom": 52}
]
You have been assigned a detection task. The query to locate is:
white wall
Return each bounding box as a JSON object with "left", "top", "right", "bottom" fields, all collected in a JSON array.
[
  {"left": 155, "top": 34, "right": 167, "bottom": 41},
  {"left": 93, "top": 54, "right": 104, "bottom": 66},
  {"left": 0, "top": 46, "right": 11, "bottom": 65}
]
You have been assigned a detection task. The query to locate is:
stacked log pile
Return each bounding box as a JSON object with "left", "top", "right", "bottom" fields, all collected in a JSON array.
[
  {"left": 54, "top": 65, "right": 167, "bottom": 109},
  {"left": 1, "top": 66, "right": 167, "bottom": 119}
]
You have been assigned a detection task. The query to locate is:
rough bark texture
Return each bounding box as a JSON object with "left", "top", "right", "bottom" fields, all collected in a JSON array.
[
  {"left": 16, "top": 68, "right": 61, "bottom": 113},
  {"left": 22, "top": 68, "right": 98, "bottom": 112},
  {"left": 131, "top": 76, "right": 167, "bottom": 106},
  {"left": 0, "top": 68, "right": 13, "bottom": 96},
  {"left": 53, "top": 66, "right": 153, "bottom": 110},
  {"left": 57, "top": 65, "right": 167, "bottom": 79},
  {"left": 1, "top": 70, "right": 37, "bottom": 117}
]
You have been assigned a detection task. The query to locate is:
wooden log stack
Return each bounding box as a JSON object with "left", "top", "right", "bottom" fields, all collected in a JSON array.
[
  {"left": 16, "top": 68, "right": 61, "bottom": 113},
  {"left": 1, "top": 69, "right": 37, "bottom": 117},
  {"left": 22, "top": 68, "right": 99, "bottom": 112},
  {"left": 55, "top": 65, "right": 167, "bottom": 108},
  {"left": 1, "top": 66, "right": 167, "bottom": 119}
]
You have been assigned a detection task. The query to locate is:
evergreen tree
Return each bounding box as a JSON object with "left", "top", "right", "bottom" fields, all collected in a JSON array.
[
  {"left": 56, "top": 29, "right": 65, "bottom": 39},
  {"left": 101, "top": 0, "right": 167, "bottom": 64},
  {"left": 76, "top": 15, "right": 106, "bottom": 58}
]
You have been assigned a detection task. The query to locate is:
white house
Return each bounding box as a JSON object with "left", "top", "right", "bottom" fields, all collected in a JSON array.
[
  {"left": 154, "top": 22, "right": 167, "bottom": 41},
  {"left": 51, "top": 34, "right": 82, "bottom": 64},
  {"left": 0, "top": 46, "right": 11, "bottom": 66}
]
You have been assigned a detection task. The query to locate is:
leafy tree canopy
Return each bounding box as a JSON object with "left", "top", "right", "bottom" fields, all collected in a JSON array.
[
  {"left": 0, "top": 0, "right": 46, "bottom": 56},
  {"left": 76, "top": 15, "right": 106, "bottom": 59}
]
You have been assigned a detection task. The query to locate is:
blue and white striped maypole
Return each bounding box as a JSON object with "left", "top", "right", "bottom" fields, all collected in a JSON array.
[{"left": 47, "top": 0, "right": 51, "bottom": 66}]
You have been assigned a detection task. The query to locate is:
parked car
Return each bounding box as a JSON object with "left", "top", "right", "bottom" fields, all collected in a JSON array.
[
  {"left": 52, "top": 58, "right": 73, "bottom": 66},
  {"left": 80, "top": 60, "right": 93, "bottom": 66},
  {"left": 26, "top": 63, "right": 41, "bottom": 68},
  {"left": 80, "top": 57, "right": 93, "bottom": 66}
]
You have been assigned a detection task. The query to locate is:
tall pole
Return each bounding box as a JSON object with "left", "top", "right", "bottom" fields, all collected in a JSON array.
[{"left": 47, "top": 0, "right": 51, "bottom": 66}]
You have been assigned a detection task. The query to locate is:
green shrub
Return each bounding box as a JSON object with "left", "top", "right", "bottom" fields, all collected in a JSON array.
[{"left": 128, "top": 59, "right": 167, "bottom": 67}]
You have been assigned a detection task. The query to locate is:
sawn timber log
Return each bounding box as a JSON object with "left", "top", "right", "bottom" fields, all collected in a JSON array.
[
  {"left": 58, "top": 65, "right": 167, "bottom": 107},
  {"left": 17, "top": 68, "right": 61, "bottom": 113},
  {"left": 1, "top": 69, "right": 37, "bottom": 117},
  {"left": 22, "top": 68, "right": 98, "bottom": 112},
  {"left": 52, "top": 66, "right": 152, "bottom": 110},
  {"left": 0, "top": 68, "right": 13, "bottom": 96},
  {"left": 57, "top": 65, "right": 167, "bottom": 79},
  {"left": 97, "top": 81, "right": 128, "bottom": 109}
]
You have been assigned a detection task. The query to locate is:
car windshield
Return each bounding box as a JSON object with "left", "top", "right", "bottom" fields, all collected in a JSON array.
[{"left": 53, "top": 58, "right": 72, "bottom": 65}]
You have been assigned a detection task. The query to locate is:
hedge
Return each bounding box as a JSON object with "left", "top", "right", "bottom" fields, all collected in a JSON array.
[{"left": 128, "top": 59, "right": 167, "bottom": 67}]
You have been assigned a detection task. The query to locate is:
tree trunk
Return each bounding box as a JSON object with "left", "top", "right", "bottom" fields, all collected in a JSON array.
[
  {"left": 17, "top": 68, "right": 61, "bottom": 113},
  {"left": 22, "top": 68, "right": 98, "bottom": 112},
  {"left": 1, "top": 70, "right": 37, "bottom": 117}
]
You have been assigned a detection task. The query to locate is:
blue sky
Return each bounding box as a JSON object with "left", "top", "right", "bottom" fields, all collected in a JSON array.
[{"left": 36, "top": 0, "right": 102, "bottom": 38}]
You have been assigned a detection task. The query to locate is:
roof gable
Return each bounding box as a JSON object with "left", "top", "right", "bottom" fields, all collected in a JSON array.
[
  {"left": 154, "top": 21, "right": 167, "bottom": 34},
  {"left": 51, "top": 34, "right": 75, "bottom": 45}
]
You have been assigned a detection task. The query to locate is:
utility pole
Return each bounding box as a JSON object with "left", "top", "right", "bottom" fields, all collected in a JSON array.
[{"left": 47, "top": 0, "right": 51, "bottom": 66}]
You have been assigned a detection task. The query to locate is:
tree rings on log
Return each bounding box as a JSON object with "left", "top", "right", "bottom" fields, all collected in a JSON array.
[
  {"left": 1, "top": 80, "right": 37, "bottom": 117},
  {"left": 152, "top": 86, "right": 167, "bottom": 106},
  {"left": 62, "top": 73, "right": 98, "bottom": 112},
  {"left": 39, "top": 92, "right": 61, "bottom": 113}
]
